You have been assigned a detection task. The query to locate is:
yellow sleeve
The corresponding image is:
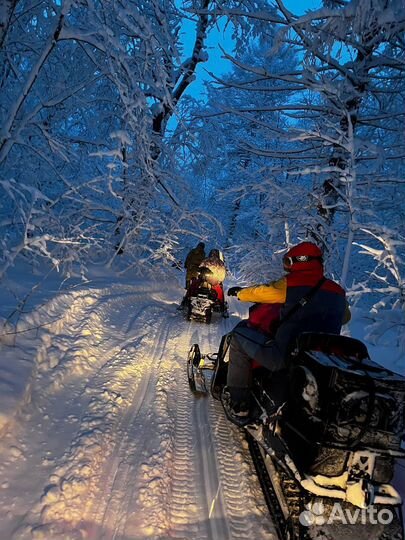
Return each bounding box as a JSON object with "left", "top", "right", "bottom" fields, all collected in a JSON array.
[{"left": 237, "top": 277, "right": 287, "bottom": 303}]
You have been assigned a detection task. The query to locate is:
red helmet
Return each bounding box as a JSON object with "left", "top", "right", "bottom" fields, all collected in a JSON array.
[{"left": 283, "top": 242, "right": 323, "bottom": 272}]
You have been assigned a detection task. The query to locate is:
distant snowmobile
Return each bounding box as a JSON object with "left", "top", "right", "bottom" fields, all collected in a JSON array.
[
  {"left": 187, "top": 332, "right": 405, "bottom": 540},
  {"left": 182, "top": 266, "right": 228, "bottom": 323}
]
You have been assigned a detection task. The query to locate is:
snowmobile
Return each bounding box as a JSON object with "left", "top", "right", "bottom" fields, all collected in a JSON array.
[
  {"left": 187, "top": 332, "right": 405, "bottom": 540},
  {"left": 182, "top": 267, "right": 229, "bottom": 323}
]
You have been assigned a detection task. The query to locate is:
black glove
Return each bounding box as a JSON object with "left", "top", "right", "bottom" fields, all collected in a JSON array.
[{"left": 227, "top": 286, "right": 242, "bottom": 297}]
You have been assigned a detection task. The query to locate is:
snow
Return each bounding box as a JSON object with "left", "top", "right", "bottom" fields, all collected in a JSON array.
[
  {"left": 1, "top": 0, "right": 404, "bottom": 535},
  {"left": 1, "top": 261, "right": 404, "bottom": 539},
  {"left": 348, "top": 307, "right": 404, "bottom": 376},
  {"left": 0, "top": 263, "right": 273, "bottom": 540}
]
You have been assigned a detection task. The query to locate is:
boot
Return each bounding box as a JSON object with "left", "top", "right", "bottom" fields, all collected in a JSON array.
[{"left": 221, "top": 386, "right": 252, "bottom": 426}]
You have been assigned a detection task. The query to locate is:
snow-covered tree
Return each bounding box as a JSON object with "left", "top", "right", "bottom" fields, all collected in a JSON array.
[
  {"left": 187, "top": 34, "right": 300, "bottom": 281},
  {"left": 190, "top": 0, "right": 405, "bottom": 294},
  {"left": 0, "top": 0, "right": 216, "bottom": 279}
]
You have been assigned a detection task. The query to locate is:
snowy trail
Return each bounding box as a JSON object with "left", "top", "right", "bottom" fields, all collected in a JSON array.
[{"left": 0, "top": 281, "right": 276, "bottom": 540}]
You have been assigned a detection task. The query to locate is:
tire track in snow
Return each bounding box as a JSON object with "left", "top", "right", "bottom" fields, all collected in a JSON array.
[
  {"left": 15, "top": 289, "right": 173, "bottom": 540},
  {"left": 96, "top": 312, "right": 232, "bottom": 540},
  {"left": 83, "top": 305, "right": 205, "bottom": 540},
  {"left": 187, "top": 318, "right": 233, "bottom": 540},
  {"left": 162, "top": 317, "right": 229, "bottom": 540},
  {"left": 196, "top": 316, "right": 277, "bottom": 540},
  {"left": 208, "top": 400, "right": 276, "bottom": 540},
  {"left": 114, "top": 316, "right": 206, "bottom": 540},
  {"left": 159, "top": 338, "right": 208, "bottom": 540},
  {"left": 162, "top": 313, "right": 275, "bottom": 540},
  {"left": 87, "top": 344, "right": 165, "bottom": 536},
  {"left": 82, "top": 307, "right": 178, "bottom": 540},
  {"left": 192, "top": 396, "right": 231, "bottom": 540}
]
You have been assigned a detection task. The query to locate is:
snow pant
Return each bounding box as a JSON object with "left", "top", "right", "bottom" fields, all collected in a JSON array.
[{"left": 226, "top": 324, "right": 286, "bottom": 391}]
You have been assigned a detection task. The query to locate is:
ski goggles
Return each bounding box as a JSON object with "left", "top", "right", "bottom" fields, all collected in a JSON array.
[{"left": 283, "top": 255, "right": 323, "bottom": 266}]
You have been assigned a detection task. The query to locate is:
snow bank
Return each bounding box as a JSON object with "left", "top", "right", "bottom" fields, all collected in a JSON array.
[
  {"left": 0, "top": 261, "right": 182, "bottom": 439},
  {"left": 0, "top": 290, "right": 96, "bottom": 435},
  {"left": 348, "top": 307, "right": 404, "bottom": 376}
]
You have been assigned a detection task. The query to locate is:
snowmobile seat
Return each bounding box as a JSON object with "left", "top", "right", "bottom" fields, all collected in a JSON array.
[{"left": 293, "top": 332, "right": 369, "bottom": 362}]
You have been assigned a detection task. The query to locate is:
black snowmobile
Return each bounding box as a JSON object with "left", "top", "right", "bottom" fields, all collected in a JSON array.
[
  {"left": 182, "top": 267, "right": 228, "bottom": 323},
  {"left": 187, "top": 332, "right": 405, "bottom": 540}
]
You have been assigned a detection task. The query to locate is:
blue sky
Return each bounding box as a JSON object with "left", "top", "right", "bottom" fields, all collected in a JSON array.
[{"left": 182, "top": 0, "right": 321, "bottom": 100}]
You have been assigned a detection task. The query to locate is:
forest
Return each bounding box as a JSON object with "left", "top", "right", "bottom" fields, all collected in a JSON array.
[{"left": 1, "top": 0, "right": 405, "bottom": 346}]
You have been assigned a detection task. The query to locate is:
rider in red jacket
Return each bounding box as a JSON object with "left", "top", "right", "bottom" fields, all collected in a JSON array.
[{"left": 225, "top": 242, "right": 350, "bottom": 422}]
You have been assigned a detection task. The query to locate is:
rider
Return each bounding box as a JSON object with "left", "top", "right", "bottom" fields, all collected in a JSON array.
[
  {"left": 225, "top": 241, "right": 351, "bottom": 421},
  {"left": 184, "top": 242, "right": 206, "bottom": 289}
]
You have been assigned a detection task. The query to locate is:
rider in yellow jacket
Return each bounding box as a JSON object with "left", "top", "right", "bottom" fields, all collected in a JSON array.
[{"left": 225, "top": 242, "right": 351, "bottom": 424}]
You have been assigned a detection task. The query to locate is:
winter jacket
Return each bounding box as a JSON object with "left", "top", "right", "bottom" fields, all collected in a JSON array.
[
  {"left": 199, "top": 255, "right": 226, "bottom": 286},
  {"left": 184, "top": 245, "right": 206, "bottom": 281},
  {"left": 248, "top": 303, "right": 282, "bottom": 335},
  {"left": 237, "top": 268, "right": 350, "bottom": 359}
]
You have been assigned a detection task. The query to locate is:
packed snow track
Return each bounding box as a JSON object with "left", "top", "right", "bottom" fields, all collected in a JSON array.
[{"left": 0, "top": 280, "right": 276, "bottom": 540}]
